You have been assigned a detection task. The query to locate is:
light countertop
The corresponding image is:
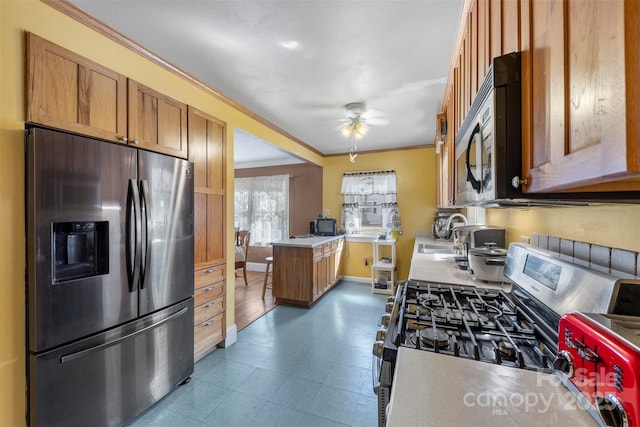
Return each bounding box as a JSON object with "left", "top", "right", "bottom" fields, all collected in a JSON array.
[
  {"left": 408, "top": 231, "right": 509, "bottom": 291},
  {"left": 387, "top": 347, "right": 597, "bottom": 427},
  {"left": 270, "top": 235, "right": 343, "bottom": 248}
]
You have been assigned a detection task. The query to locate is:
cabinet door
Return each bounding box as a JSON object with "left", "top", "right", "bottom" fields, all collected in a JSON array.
[
  {"left": 436, "top": 98, "right": 456, "bottom": 207},
  {"left": 189, "top": 107, "right": 226, "bottom": 269},
  {"left": 26, "top": 33, "right": 127, "bottom": 142},
  {"left": 522, "top": 0, "right": 639, "bottom": 192},
  {"left": 312, "top": 251, "right": 323, "bottom": 299},
  {"left": 128, "top": 80, "right": 188, "bottom": 158},
  {"left": 188, "top": 107, "right": 225, "bottom": 195},
  {"left": 194, "top": 194, "right": 224, "bottom": 270}
]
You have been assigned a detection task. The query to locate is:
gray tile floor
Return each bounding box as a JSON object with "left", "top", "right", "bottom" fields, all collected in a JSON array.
[{"left": 126, "top": 280, "right": 387, "bottom": 427}]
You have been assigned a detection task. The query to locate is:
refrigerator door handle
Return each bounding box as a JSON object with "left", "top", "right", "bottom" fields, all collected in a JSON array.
[
  {"left": 139, "top": 180, "right": 151, "bottom": 290},
  {"left": 126, "top": 179, "right": 142, "bottom": 292},
  {"left": 59, "top": 306, "right": 189, "bottom": 364}
]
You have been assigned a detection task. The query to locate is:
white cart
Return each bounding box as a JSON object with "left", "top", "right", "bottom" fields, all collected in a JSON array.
[{"left": 372, "top": 238, "right": 396, "bottom": 295}]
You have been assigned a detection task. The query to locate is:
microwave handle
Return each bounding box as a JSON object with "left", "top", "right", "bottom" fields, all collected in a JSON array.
[{"left": 465, "top": 123, "right": 482, "bottom": 192}]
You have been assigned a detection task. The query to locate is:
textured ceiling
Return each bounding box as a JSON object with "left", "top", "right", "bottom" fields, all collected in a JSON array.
[{"left": 69, "top": 0, "right": 463, "bottom": 165}]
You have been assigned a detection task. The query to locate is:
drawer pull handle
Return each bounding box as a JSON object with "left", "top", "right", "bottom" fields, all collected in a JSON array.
[
  {"left": 204, "top": 286, "right": 215, "bottom": 292},
  {"left": 204, "top": 267, "right": 216, "bottom": 274},
  {"left": 202, "top": 321, "right": 214, "bottom": 327},
  {"left": 204, "top": 303, "right": 214, "bottom": 308}
]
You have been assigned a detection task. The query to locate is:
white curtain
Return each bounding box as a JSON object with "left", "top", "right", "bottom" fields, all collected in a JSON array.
[
  {"left": 340, "top": 171, "right": 397, "bottom": 195},
  {"left": 340, "top": 170, "right": 402, "bottom": 235},
  {"left": 234, "top": 174, "right": 289, "bottom": 247}
]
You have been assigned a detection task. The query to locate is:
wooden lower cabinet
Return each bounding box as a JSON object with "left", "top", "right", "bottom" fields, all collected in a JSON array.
[
  {"left": 273, "top": 237, "right": 343, "bottom": 308},
  {"left": 193, "top": 264, "right": 226, "bottom": 361}
]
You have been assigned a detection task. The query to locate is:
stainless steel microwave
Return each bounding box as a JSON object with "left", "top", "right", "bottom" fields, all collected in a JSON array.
[{"left": 455, "top": 52, "right": 522, "bottom": 206}]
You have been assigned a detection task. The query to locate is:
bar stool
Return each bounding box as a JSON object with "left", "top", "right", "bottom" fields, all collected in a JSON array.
[{"left": 262, "top": 256, "right": 273, "bottom": 299}]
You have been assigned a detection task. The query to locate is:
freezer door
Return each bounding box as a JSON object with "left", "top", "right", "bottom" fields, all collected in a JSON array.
[
  {"left": 26, "top": 127, "right": 138, "bottom": 353},
  {"left": 28, "top": 299, "right": 194, "bottom": 427},
  {"left": 138, "top": 150, "right": 194, "bottom": 315}
]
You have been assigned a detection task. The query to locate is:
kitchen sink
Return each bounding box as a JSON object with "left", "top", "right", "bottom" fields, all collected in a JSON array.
[{"left": 417, "top": 243, "right": 456, "bottom": 254}]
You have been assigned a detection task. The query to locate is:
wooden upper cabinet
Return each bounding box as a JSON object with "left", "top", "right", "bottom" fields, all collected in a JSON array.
[
  {"left": 436, "top": 101, "right": 455, "bottom": 208},
  {"left": 477, "top": 0, "right": 490, "bottom": 81},
  {"left": 502, "top": 0, "right": 520, "bottom": 55},
  {"left": 521, "top": 0, "right": 640, "bottom": 192},
  {"left": 128, "top": 81, "right": 188, "bottom": 159},
  {"left": 26, "top": 32, "right": 127, "bottom": 142},
  {"left": 188, "top": 106, "right": 226, "bottom": 270},
  {"left": 469, "top": 1, "right": 479, "bottom": 98},
  {"left": 26, "top": 33, "right": 188, "bottom": 159},
  {"left": 188, "top": 107, "right": 225, "bottom": 195},
  {"left": 489, "top": 0, "right": 503, "bottom": 62}
]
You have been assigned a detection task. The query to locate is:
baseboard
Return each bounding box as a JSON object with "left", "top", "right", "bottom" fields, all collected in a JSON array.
[
  {"left": 246, "top": 262, "right": 268, "bottom": 272},
  {"left": 220, "top": 323, "right": 237, "bottom": 347},
  {"left": 341, "top": 275, "right": 371, "bottom": 284}
]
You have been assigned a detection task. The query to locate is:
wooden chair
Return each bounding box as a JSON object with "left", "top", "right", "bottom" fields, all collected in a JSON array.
[
  {"left": 234, "top": 230, "right": 250, "bottom": 286},
  {"left": 262, "top": 256, "right": 273, "bottom": 299}
]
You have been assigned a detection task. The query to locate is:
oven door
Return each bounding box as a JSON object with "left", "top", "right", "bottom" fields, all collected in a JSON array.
[{"left": 455, "top": 88, "right": 495, "bottom": 206}]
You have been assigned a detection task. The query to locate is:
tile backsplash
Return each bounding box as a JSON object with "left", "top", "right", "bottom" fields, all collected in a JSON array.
[{"left": 530, "top": 233, "right": 638, "bottom": 276}]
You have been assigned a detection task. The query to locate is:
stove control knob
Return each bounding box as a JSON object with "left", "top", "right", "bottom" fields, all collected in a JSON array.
[
  {"left": 552, "top": 350, "right": 575, "bottom": 378},
  {"left": 376, "top": 329, "right": 387, "bottom": 341},
  {"left": 372, "top": 340, "right": 385, "bottom": 358},
  {"left": 380, "top": 314, "right": 391, "bottom": 328},
  {"left": 596, "top": 394, "right": 628, "bottom": 427},
  {"left": 385, "top": 302, "right": 394, "bottom": 313}
]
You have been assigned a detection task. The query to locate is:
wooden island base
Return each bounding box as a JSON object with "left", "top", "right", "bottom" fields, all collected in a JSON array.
[{"left": 271, "top": 236, "right": 344, "bottom": 308}]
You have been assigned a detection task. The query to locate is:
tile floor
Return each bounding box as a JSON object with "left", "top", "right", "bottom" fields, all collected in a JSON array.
[{"left": 126, "top": 280, "right": 387, "bottom": 427}]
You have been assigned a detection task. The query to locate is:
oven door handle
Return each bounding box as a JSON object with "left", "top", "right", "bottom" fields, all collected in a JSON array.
[
  {"left": 465, "top": 123, "right": 482, "bottom": 192},
  {"left": 372, "top": 354, "right": 382, "bottom": 394}
]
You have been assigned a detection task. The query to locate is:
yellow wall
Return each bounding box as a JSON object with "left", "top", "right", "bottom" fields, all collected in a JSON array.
[
  {"left": 0, "top": 2, "right": 322, "bottom": 425},
  {"left": 323, "top": 148, "right": 437, "bottom": 280},
  {"left": 486, "top": 204, "right": 640, "bottom": 252}
]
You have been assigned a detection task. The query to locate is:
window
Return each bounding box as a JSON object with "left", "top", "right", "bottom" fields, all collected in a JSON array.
[
  {"left": 234, "top": 174, "right": 289, "bottom": 247},
  {"left": 340, "top": 170, "right": 402, "bottom": 236}
]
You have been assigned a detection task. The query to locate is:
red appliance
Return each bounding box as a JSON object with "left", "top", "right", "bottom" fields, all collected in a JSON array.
[{"left": 556, "top": 312, "right": 640, "bottom": 427}]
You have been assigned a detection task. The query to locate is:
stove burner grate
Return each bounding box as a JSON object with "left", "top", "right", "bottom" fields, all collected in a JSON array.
[{"left": 419, "top": 327, "right": 450, "bottom": 349}]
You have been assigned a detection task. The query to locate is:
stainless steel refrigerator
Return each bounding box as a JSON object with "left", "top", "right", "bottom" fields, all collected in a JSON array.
[{"left": 25, "top": 126, "right": 195, "bottom": 426}]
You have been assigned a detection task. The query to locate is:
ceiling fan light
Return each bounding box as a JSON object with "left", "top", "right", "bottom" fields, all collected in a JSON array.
[
  {"left": 354, "top": 131, "right": 365, "bottom": 140},
  {"left": 340, "top": 124, "right": 353, "bottom": 137},
  {"left": 355, "top": 122, "right": 368, "bottom": 136}
]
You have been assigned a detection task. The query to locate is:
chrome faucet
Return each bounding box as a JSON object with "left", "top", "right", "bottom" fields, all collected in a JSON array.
[{"left": 444, "top": 213, "right": 468, "bottom": 231}]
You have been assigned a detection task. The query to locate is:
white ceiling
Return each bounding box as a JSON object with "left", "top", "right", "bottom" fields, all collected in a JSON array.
[{"left": 69, "top": 0, "right": 463, "bottom": 165}]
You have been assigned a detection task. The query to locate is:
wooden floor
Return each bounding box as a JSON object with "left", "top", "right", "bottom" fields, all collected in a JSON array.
[{"left": 234, "top": 269, "right": 277, "bottom": 332}]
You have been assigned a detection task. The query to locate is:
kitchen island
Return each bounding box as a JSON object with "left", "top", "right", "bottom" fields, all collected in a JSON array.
[{"left": 271, "top": 235, "right": 344, "bottom": 307}]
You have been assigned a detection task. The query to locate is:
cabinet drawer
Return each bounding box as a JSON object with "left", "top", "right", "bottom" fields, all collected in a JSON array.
[
  {"left": 194, "top": 313, "right": 224, "bottom": 360},
  {"left": 194, "top": 281, "right": 224, "bottom": 307},
  {"left": 195, "top": 265, "right": 225, "bottom": 289},
  {"left": 313, "top": 246, "right": 323, "bottom": 258},
  {"left": 323, "top": 243, "right": 331, "bottom": 254},
  {"left": 194, "top": 296, "right": 224, "bottom": 325}
]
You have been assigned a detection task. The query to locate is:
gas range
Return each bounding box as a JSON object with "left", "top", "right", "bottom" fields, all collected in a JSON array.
[
  {"left": 395, "top": 281, "right": 554, "bottom": 370},
  {"left": 373, "top": 243, "right": 640, "bottom": 427}
]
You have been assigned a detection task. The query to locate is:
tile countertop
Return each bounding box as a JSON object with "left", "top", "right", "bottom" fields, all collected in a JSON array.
[
  {"left": 270, "top": 235, "right": 343, "bottom": 248},
  {"left": 408, "top": 231, "right": 509, "bottom": 291},
  {"left": 386, "top": 348, "right": 597, "bottom": 427}
]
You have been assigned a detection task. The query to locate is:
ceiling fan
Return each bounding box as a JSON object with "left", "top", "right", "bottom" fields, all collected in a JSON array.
[{"left": 338, "top": 101, "right": 389, "bottom": 140}]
